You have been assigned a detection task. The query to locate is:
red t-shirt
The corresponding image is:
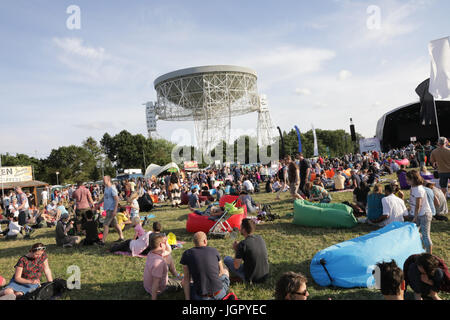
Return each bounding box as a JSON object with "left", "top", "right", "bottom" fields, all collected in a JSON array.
[{"left": 15, "top": 253, "right": 48, "bottom": 281}]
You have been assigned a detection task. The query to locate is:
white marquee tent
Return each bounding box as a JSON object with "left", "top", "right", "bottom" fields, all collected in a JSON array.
[{"left": 144, "top": 162, "right": 180, "bottom": 178}]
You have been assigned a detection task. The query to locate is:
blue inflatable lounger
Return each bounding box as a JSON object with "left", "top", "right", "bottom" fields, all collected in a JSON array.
[{"left": 310, "top": 222, "right": 425, "bottom": 288}]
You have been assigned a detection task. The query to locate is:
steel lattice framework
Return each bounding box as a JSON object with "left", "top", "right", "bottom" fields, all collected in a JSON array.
[{"left": 153, "top": 65, "right": 276, "bottom": 152}]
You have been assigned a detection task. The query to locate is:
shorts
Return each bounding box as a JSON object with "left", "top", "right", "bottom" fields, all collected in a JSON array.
[
  {"left": 0, "top": 275, "right": 5, "bottom": 286},
  {"left": 18, "top": 210, "right": 29, "bottom": 226},
  {"left": 5, "top": 278, "right": 40, "bottom": 294},
  {"left": 191, "top": 274, "right": 230, "bottom": 300},
  {"left": 75, "top": 208, "right": 90, "bottom": 224},
  {"left": 439, "top": 172, "right": 450, "bottom": 189},
  {"left": 103, "top": 210, "right": 118, "bottom": 228}
]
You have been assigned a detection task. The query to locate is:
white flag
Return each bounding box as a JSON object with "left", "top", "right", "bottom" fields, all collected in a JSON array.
[
  {"left": 429, "top": 37, "right": 450, "bottom": 99},
  {"left": 312, "top": 124, "right": 319, "bottom": 157}
]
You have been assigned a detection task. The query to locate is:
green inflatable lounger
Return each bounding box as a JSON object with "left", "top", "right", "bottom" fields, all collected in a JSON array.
[{"left": 293, "top": 199, "right": 357, "bottom": 228}]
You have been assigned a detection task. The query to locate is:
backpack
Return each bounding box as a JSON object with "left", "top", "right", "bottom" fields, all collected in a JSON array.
[
  {"left": 17, "top": 278, "right": 68, "bottom": 300},
  {"left": 403, "top": 254, "right": 450, "bottom": 293},
  {"left": 222, "top": 292, "right": 238, "bottom": 300}
]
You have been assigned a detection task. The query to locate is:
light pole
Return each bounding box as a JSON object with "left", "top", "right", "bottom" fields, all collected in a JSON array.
[
  {"left": 0, "top": 154, "right": 4, "bottom": 200},
  {"left": 56, "top": 171, "right": 59, "bottom": 186}
]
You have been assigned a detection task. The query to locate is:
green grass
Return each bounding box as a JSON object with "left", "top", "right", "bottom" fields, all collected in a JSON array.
[{"left": 1, "top": 172, "right": 449, "bottom": 300}]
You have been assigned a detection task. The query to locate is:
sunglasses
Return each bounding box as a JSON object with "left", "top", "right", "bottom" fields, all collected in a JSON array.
[
  {"left": 291, "top": 289, "right": 308, "bottom": 296},
  {"left": 32, "top": 246, "right": 46, "bottom": 252}
]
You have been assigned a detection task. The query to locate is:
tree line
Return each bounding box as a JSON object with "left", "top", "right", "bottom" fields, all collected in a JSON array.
[{"left": 1, "top": 128, "right": 363, "bottom": 185}]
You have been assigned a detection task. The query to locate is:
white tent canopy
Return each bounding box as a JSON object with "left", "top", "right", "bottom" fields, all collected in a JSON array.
[{"left": 144, "top": 162, "right": 180, "bottom": 178}]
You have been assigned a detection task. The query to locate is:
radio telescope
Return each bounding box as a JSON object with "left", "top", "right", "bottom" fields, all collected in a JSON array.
[{"left": 146, "top": 65, "right": 277, "bottom": 152}]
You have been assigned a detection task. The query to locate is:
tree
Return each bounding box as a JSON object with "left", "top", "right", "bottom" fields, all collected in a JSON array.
[{"left": 44, "top": 145, "right": 96, "bottom": 184}]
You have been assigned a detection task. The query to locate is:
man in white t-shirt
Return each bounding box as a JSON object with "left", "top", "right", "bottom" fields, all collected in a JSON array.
[
  {"left": 242, "top": 177, "right": 254, "bottom": 194},
  {"left": 375, "top": 185, "right": 408, "bottom": 227},
  {"left": 41, "top": 188, "right": 49, "bottom": 207}
]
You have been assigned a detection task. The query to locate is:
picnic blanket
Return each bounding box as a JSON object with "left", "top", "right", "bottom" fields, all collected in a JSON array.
[{"left": 113, "top": 241, "right": 186, "bottom": 258}]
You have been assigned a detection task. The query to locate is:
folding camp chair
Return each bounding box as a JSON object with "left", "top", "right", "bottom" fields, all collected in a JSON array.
[{"left": 208, "top": 200, "right": 239, "bottom": 239}]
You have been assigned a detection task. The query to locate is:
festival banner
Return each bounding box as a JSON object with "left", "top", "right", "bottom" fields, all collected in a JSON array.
[
  {"left": 183, "top": 161, "right": 199, "bottom": 170},
  {"left": 0, "top": 166, "right": 33, "bottom": 183}
]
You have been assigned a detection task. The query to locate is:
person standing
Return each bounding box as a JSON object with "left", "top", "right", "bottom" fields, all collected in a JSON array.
[
  {"left": 424, "top": 140, "right": 433, "bottom": 166},
  {"left": 41, "top": 188, "right": 49, "bottom": 207},
  {"left": 430, "top": 137, "right": 450, "bottom": 197},
  {"left": 297, "top": 153, "right": 311, "bottom": 197},
  {"left": 287, "top": 160, "right": 303, "bottom": 200},
  {"left": 15, "top": 187, "right": 33, "bottom": 237},
  {"left": 275, "top": 159, "right": 288, "bottom": 200},
  {"left": 98, "top": 176, "right": 124, "bottom": 243},
  {"left": 72, "top": 182, "right": 95, "bottom": 234},
  {"left": 406, "top": 170, "right": 433, "bottom": 254}
]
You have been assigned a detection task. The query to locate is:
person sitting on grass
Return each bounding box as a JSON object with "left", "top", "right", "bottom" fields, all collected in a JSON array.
[
  {"left": 132, "top": 216, "right": 145, "bottom": 240},
  {"left": 143, "top": 233, "right": 183, "bottom": 300},
  {"left": 238, "top": 190, "right": 259, "bottom": 214},
  {"left": 274, "top": 271, "right": 309, "bottom": 300},
  {"left": 81, "top": 210, "right": 102, "bottom": 246},
  {"left": 46, "top": 200, "right": 59, "bottom": 221},
  {"left": 116, "top": 206, "right": 132, "bottom": 231},
  {"left": 55, "top": 213, "right": 81, "bottom": 248},
  {"left": 0, "top": 243, "right": 53, "bottom": 299},
  {"left": 425, "top": 182, "right": 448, "bottom": 217},
  {"left": 0, "top": 275, "right": 16, "bottom": 300},
  {"left": 406, "top": 253, "right": 445, "bottom": 300},
  {"left": 366, "top": 184, "right": 385, "bottom": 224},
  {"left": 352, "top": 181, "right": 371, "bottom": 214},
  {"left": 5, "top": 214, "right": 22, "bottom": 240},
  {"left": 305, "top": 182, "right": 332, "bottom": 203},
  {"left": 128, "top": 192, "right": 140, "bottom": 219},
  {"left": 224, "top": 218, "right": 269, "bottom": 284},
  {"left": 188, "top": 188, "right": 201, "bottom": 212},
  {"left": 56, "top": 200, "right": 68, "bottom": 222},
  {"left": 391, "top": 180, "right": 405, "bottom": 200},
  {"left": 180, "top": 231, "right": 230, "bottom": 300},
  {"left": 376, "top": 260, "right": 405, "bottom": 300},
  {"left": 332, "top": 169, "right": 346, "bottom": 191}
]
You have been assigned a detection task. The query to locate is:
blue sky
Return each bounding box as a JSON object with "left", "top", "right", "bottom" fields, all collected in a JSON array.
[{"left": 1, "top": 0, "right": 449, "bottom": 157}]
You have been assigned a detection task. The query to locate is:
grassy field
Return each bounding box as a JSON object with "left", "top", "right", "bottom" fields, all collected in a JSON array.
[{"left": 1, "top": 173, "right": 449, "bottom": 300}]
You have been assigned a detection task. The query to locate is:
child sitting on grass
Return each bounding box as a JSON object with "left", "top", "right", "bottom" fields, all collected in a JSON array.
[
  {"left": 132, "top": 216, "right": 145, "bottom": 240},
  {"left": 81, "top": 210, "right": 102, "bottom": 246},
  {"left": 6, "top": 214, "right": 22, "bottom": 240},
  {"left": 117, "top": 206, "right": 132, "bottom": 231}
]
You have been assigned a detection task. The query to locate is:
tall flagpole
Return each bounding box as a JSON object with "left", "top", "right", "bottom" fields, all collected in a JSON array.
[
  {"left": 0, "top": 154, "right": 4, "bottom": 200},
  {"left": 433, "top": 99, "right": 441, "bottom": 138}
]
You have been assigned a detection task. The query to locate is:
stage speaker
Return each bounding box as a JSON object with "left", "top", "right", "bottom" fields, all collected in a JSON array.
[{"left": 350, "top": 124, "right": 356, "bottom": 141}]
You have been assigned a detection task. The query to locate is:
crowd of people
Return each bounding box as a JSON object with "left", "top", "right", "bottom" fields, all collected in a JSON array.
[{"left": 0, "top": 136, "right": 449, "bottom": 300}]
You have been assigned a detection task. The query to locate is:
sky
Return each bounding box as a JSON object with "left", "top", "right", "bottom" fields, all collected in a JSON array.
[{"left": 0, "top": 0, "right": 449, "bottom": 158}]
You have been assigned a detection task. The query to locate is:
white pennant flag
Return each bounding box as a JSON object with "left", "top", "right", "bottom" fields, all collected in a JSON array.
[
  {"left": 429, "top": 37, "right": 450, "bottom": 99},
  {"left": 312, "top": 124, "right": 319, "bottom": 157}
]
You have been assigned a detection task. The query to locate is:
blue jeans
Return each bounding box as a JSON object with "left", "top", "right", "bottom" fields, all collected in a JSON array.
[
  {"left": 224, "top": 256, "right": 245, "bottom": 281},
  {"left": 190, "top": 275, "right": 229, "bottom": 300}
]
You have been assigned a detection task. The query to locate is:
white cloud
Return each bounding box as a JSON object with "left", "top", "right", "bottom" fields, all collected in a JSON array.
[
  {"left": 295, "top": 88, "right": 312, "bottom": 96},
  {"left": 52, "top": 37, "right": 127, "bottom": 85},
  {"left": 338, "top": 70, "right": 352, "bottom": 81}
]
